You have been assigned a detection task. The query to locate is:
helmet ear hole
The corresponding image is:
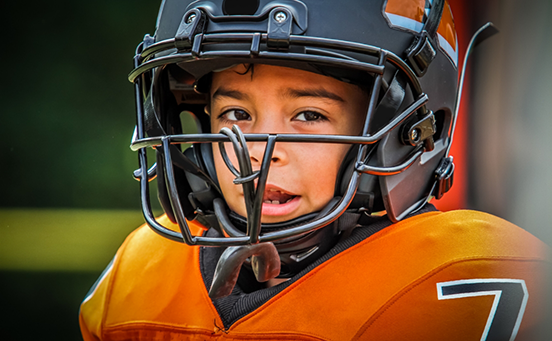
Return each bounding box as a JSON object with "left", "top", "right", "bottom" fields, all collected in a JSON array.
[{"left": 433, "top": 109, "right": 452, "bottom": 142}]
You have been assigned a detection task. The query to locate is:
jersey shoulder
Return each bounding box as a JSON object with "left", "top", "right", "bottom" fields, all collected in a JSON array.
[
  {"left": 393, "top": 209, "right": 549, "bottom": 258},
  {"left": 350, "top": 210, "right": 551, "bottom": 340},
  {"left": 80, "top": 216, "right": 221, "bottom": 340}
]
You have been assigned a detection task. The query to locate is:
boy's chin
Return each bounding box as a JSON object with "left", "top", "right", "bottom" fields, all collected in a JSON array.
[{"left": 259, "top": 214, "right": 300, "bottom": 224}]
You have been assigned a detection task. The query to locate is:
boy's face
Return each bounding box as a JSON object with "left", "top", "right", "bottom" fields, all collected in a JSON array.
[{"left": 210, "top": 64, "right": 367, "bottom": 223}]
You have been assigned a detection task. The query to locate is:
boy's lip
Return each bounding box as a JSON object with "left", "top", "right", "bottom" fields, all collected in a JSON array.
[{"left": 261, "top": 184, "right": 301, "bottom": 216}]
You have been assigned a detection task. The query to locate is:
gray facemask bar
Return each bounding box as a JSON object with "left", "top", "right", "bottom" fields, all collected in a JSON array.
[{"left": 129, "top": 26, "right": 432, "bottom": 246}]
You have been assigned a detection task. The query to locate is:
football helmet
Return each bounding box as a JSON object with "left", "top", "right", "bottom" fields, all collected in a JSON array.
[{"left": 129, "top": 0, "right": 460, "bottom": 296}]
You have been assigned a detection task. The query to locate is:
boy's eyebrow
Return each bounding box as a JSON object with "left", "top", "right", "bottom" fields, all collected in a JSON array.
[
  {"left": 211, "top": 86, "right": 345, "bottom": 102},
  {"left": 211, "top": 87, "right": 248, "bottom": 101},
  {"left": 284, "top": 88, "right": 345, "bottom": 102}
]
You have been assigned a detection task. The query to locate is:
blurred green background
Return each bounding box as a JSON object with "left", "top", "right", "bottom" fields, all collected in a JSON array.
[
  {"left": 1, "top": 0, "right": 159, "bottom": 339},
  {"left": 1, "top": 0, "right": 159, "bottom": 209},
  {"left": 1, "top": 0, "right": 552, "bottom": 340}
]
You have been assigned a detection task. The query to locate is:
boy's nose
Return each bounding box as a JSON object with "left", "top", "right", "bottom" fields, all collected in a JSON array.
[
  {"left": 248, "top": 140, "right": 287, "bottom": 166},
  {"left": 247, "top": 115, "right": 290, "bottom": 166},
  {"left": 249, "top": 152, "right": 280, "bottom": 164}
]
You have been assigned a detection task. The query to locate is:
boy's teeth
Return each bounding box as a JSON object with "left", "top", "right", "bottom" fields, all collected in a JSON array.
[
  {"left": 263, "top": 190, "right": 296, "bottom": 205},
  {"left": 263, "top": 199, "right": 285, "bottom": 205}
]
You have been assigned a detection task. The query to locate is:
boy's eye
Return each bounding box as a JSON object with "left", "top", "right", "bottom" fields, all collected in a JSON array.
[
  {"left": 294, "top": 111, "right": 326, "bottom": 122},
  {"left": 221, "top": 109, "right": 251, "bottom": 121}
]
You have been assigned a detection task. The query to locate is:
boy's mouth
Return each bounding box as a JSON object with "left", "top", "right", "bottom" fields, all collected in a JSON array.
[
  {"left": 260, "top": 185, "right": 302, "bottom": 218},
  {"left": 263, "top": 188, "right": 297, "bottom": 205}
]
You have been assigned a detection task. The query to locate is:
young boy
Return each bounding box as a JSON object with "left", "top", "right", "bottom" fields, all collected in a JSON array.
[{"left": 80, "top": 0, "right": 551, "bottom": 340}]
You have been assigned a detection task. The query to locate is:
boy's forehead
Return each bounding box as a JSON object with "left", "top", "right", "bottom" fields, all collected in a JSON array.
[{"left": 211, "top": 64, "right": 363, "bottom": 99}]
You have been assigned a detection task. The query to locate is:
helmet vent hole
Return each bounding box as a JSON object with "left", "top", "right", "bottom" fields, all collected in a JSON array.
[{"left": 222, "top": 0, "right": 259, "bottom": 15}]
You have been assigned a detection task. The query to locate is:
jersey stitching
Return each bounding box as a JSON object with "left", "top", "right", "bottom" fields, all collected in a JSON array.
[
  {"left": 103, "top": 321, "right": 326, "bottom": 340},
  {"left": 104, "top": 322, "right": 217, "bottom": 339}
]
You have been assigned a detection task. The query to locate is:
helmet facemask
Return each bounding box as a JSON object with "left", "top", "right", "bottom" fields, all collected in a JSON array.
[{"left": 129, "top": 0, "right": 459, "bottom": 298}]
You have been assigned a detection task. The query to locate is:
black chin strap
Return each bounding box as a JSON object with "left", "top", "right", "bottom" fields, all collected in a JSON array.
[{"left": 405, "top": 0, "right": 446, "bottom": 76}]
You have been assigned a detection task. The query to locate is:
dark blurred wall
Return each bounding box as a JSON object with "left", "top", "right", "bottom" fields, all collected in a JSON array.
[
  {"left": 468, "top": 0, "right": 552, "bottom": 246},
  {"left": 467, "top": 4, "right": 552, "bottom": 334}
]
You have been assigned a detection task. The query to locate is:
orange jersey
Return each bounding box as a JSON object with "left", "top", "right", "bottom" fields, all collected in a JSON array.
[{"left": 80, "top": 210, "right": 551, "bottom": 340}]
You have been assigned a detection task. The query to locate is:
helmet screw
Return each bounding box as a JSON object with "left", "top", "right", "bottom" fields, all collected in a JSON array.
[
  {"left": 186, "top": 13, "right": 197, "bottom": 24},
  {"left": 274, "top": 11, "right": 287, "bottom": 23},
  {"left": 410, "top": 128, "right": 420, "bottom": 143}
]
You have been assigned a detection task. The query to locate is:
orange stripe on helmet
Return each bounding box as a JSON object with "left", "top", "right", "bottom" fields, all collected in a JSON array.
[
  {"left": 385, "top": 0, "right": 426, "bottom": 24},
  {"left": 437, "top": 1, "right": 457, "bottom": 54},
  {"left": 383, "top": 0, "right": 458, "bottom": 66}
]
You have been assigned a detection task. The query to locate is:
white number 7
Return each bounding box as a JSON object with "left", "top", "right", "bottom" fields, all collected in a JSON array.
[{"left": 437, "top": 279, "right": 528, "bottom": 341}]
